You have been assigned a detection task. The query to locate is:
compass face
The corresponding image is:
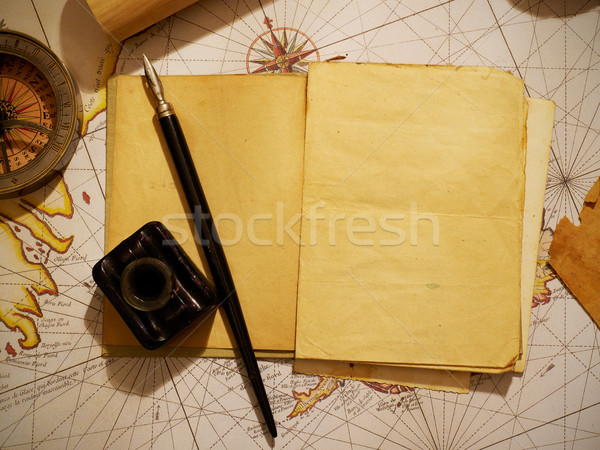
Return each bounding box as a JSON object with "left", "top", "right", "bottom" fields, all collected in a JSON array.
[{"left": 0, "top": 30, "right": 80, "bottom": 198}]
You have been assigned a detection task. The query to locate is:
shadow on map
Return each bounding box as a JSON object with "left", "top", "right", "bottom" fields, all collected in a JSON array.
[
  {"left": 471, "top": 371, "right": 523, "bottom": 398},
  {"left": 508, "top": 0, "right": 599, "bottom": 18},
  {"left": 60, "top": 0, "right": 273, "bottom": 80}
]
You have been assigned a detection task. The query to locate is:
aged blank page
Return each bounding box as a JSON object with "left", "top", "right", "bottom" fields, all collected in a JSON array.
[
  {"left": 104, "top": 74, "right": 307, "bottom": 355},
  {"left": 295, "top": 63, "right": 527, "bottom": 371}
]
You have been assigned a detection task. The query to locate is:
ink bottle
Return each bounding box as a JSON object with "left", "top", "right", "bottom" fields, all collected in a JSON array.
[{"left": 93, "top": 221, "right": 217, "bottom": 349}]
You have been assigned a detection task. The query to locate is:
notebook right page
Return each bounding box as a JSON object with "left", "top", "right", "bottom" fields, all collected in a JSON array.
[{"left": 296, "top": 63, "right": 526, "bottom": 371}]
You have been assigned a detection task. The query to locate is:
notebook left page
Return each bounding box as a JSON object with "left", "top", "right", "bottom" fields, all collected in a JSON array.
[{"left": 104, "top": 74, "right": 307, "bottom": 356}]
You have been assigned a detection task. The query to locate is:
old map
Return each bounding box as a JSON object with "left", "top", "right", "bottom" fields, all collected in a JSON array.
[{"left": 1, "top": 0, "right": 599, "bottom": 447}]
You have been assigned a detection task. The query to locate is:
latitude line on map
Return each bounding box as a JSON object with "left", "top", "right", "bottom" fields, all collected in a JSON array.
[
  {"left": 165, "top": 359, "right": 200, "bottom": 450},
  {"left": 171, "top": 360, "right": 261, "bottom": 444},
  {"left": 509, "top": 238, "right": 547, "bottom": 449},
  {"left": 219, "top": 0, "right": 238, "bottom": 73},
  {"left": 294, "top": 0, "right": 316, "bottom": 39},
  {"left": 172, "top": 358, "right": 252, "bottom": 434},
  {"left": 339, "top": 383, "right": 354, "bottom": 448},
  {"left": 29, "top": 0, "right": 50, "bottom": 47},
  {"left": 331, "top": 384, "right": 416, "bottom": 448},
  {"left": 394, "top": 5, "right": 443, "bottom": 65},
  {"left": 285, "top": 378, "right": 342, "bottom": 446},
  {"left": 354, "top": 1, "right": 401, "bottom": 63},
  {"left": 241, "top": 0, "right": 267, "bottom": 33},
  {"left": 33, "top": 318, "right": 127, "bottom": 448},
  {"left": 444, "top": 390, "right": 475, "bottom": 448},
  {"left": 572, "top": 332, "right": 600, "bottom": 448},
  {"left": 411, "top": 387, "right": 439, "bottom": 450},
  {"left": 486, "top": 1, "right": 530, "bottom": 96},
  {"left": 172, "top": 15, "right": 252, "bottom": 55},
  {"left": 445, "top": 7, "right": 517, "bottom": 66},
  {"left": 65, "top": 310, "right": 104, "bottom": 449},
  {"left": 313, "top": 0, "right": 354, "bottom": 40},
  {"left": 269, "top": 0, "right": 280, "bottom": 32},
  {"left": 186, "top": 359, "right": 228, "bottom": 448},
  {"left": 54, "top": 206, "right": 104, "bottom": 267},
  {"left": 561, "top": 12, "right": 600, "bottom": 183},
  {"left": 423, "top": 389, "right": 443, "bottom": 449},
  {"left": 0, "top": 341, "right": 101, "bottom": 371},
  {"left": 229, "top": 0, "right": 263, "bottom": 39},
  {"left": 480, "top": 401, "right": 600, "bottom": 449},
  {"left": 419, "top": 389, "right": 442, "bottom": 448},
  {"left": 452, "top": 373, "right": 526, "bottom": 449},
  {"left": 156, "top": 20, "right": 195, "bottom": 75},
  {"left": 521, "top": 0, "right": 540, "bottom": 85},
  {"left": 147, "top": 417, "right": 191, "bottom": 449},
  {"left": 315, "top": 0, "right": 454, "bottom": 52},
  {"left": 197, "top": 0, "right": 259, "bottom": 44},
  {"left": 0, "top": 354, "right": 121, "bottom": 446},
  {"left": 69, "top": 355, "right": 137, "bottom": 448},
  {"left": 129, "top": 360, "right": 151, "bottom": 449},
  {"left": 572, "top": 331, "right": 600, "bottom": 444},
  {"left": 394, "top": 405, "right": 431, "bottom": 449},
  {"left": 558, "top": 36, "right": 600, "bottom": 186},
  {"left": 466, "top": 362, "right": 600, "bottom": 448},
  {"left": 563, "top": 2, "right": 569, "bottom": 239},
  {"left": 444, "top": 390, "right": 460, "bottom": 450},
  {"left": 397, "top": 0, "right": 464, "bottom": 66},
  {"left": 2, "top": 2, "right": 600, "bottom": 447},
  {"left": 73, "top": 300, "right": 105, "bottom": 447},
  {"left": 297, "top": 0, "right": 332, "bottom": 41},
  {"left": 80, "top": 361, "right": 187, "bottom": 448},
  {"left": 566, "top": 90, "right": 600, "bottom": 180},
  {"left": 163, "top": 362, "right": 181, "bottom": 450},
  {"left": 544, "top": 180, "right": 568, "bottom": 223},
  {"left": 446, "top": 373, "right": 482, "bottom": 449},
  {"left": 80, "top": 131, "right": 105, "bottom": 200},
  {"left": 72, "top": 269, "right": 260, "bottom": 442},
  {"left": 489, "top": 372, "right": 538, "bottom": 449},
  {"left": 354, "top": 1, "right": 369, "bottom": 62},
  {"left": 574, "top": 0, "right": 596, "bottom": 16},
  {"left": 298, "top": 384, "right": 375, "bottom": 449}
]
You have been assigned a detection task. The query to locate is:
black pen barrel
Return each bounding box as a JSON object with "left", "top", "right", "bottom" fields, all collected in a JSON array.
[{"left": 158, "top": 114, "right": 277, "bottom": 438}]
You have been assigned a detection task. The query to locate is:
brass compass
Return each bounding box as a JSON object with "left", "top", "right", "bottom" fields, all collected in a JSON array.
[{"left": 0, "top": 30, "right": 81, "bottom": 198}]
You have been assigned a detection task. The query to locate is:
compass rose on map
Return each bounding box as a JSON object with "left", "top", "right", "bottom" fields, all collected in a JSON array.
[{"left": 246, "top": 16, "right": 319, "bottom": 74}]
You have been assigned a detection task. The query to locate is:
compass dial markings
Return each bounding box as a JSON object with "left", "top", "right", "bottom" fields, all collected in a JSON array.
[
  {"left": 0, "top": 30, "right": 79, "bottom": 195},
  {"left": 0, "top": 56, "right": 56, "bottom": 170}
]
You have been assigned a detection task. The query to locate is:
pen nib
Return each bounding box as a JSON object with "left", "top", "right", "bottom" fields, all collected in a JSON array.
[{"left": 142, "top": 54, "right": 165, "bottom": 104}]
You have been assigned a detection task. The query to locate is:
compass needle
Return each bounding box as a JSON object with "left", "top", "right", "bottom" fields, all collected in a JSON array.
[{"left": 0, "top": 30, "right": 80, "bottom": 197}]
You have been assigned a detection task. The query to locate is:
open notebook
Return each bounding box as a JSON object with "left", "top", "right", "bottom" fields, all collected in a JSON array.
[{"left": 103, "top": 63, "right": 554, "bottom": 392}]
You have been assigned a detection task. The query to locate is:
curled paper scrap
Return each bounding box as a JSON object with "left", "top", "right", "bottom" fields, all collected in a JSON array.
[{"left": 549, "top": 177, "right": 600, "bottom": 329}]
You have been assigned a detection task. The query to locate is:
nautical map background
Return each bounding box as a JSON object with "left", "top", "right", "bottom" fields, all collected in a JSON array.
[{"left": 1, "top": 0, "right": 599, "bottom": 447}]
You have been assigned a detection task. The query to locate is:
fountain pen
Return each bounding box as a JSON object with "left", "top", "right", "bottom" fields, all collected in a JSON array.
[{"left": 142, "top": 55, "right": 277, "bottom": 438}]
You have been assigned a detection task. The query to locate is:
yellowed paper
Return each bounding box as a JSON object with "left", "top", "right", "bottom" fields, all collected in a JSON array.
[
  {"left": 105, "top": 65, "right": 540, "bottom": 379},
  {"left": 104, "top": 74, "right": 307, "bottom": 354},
  {"left": 296, "top": 62, "right": 527, "bottom": 371},
  {"left": 294, "top": 359, "right": 470, "bottom": 393},
  {"left": 513, "top": 97, "right": 555, "bottom": 372},
  {"left": 293, "top": 97, "right": 553, "bottom": 378}
]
